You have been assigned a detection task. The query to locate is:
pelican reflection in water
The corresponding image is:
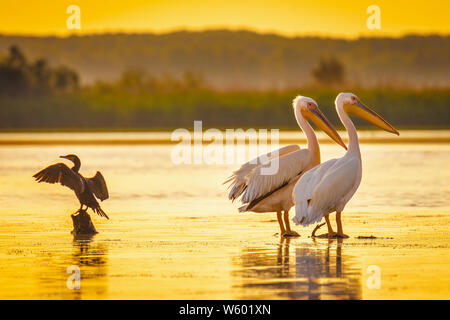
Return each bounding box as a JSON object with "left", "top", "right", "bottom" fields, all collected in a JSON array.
[{"left": 232, "top": 238, "right": 361, "bottom": 299}]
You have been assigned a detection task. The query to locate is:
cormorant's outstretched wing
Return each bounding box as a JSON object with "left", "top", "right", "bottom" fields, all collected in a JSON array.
[
  {"left": 86, "top": 171, "right": 109, "bottom": 201},
  {"left": 33, "top": 163, "right": 84, "bottom": 194}
]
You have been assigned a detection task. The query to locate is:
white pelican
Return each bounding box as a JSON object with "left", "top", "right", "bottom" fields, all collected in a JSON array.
[
  {"left": 225, "top": 96, "right": 346, "bottom": 237},
  {"left": 292, "top": 92, "right": 399, "bottom": 238}
]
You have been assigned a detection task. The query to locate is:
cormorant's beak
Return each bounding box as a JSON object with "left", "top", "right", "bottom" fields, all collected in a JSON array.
[
  {"left": 60, "top": 155, "right": 69, "bottom": 159},
  {"left": 304, "top": 105, "right": 347, "bottom": 150},
  {"left": 347, "top": 100, "right": 400, "bottom": 135}
]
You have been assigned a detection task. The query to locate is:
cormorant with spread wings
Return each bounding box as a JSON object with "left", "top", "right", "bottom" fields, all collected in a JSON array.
[{"left": 33, "top": 154, "right": 109, "bottom": 219}]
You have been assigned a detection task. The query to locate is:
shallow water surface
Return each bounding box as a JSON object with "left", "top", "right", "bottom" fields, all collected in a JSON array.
[{"left": 0, "top": 132, "right": 449, "bottom": 299}]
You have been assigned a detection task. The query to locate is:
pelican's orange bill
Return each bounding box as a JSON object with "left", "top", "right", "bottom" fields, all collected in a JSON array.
[
  {"left": 345, "top": 100, "right": 399, "bottom": 135},
  {"left": 303, "top": 106, "right": 347, "bottom": 150}
]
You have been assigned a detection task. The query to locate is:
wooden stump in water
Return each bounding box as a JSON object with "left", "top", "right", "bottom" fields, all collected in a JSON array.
[{"left": 71, "top": 210, "right": 98, "bottom": 236}]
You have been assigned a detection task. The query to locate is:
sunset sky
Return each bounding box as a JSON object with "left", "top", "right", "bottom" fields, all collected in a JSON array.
[{"left": 1, "top": 0, "right": 449, "bottom": 38}]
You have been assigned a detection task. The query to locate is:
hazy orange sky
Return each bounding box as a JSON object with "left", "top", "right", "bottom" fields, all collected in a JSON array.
[{"left": 1, "top": 0, "right": 449, "bottom": 38}]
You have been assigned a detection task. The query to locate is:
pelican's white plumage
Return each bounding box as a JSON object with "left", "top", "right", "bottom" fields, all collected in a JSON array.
[
  {"left": 292, "top": 92, "right": 399, "bottom": 237},
  {"left": 226, "top": 144, "right": 301, "bottom": 203},
  {"left": 292, "top": 156, "right": 360, "bottom": 226},
  {"left": 240, "top": 148, "right": 310, "bottom": 204},
  {"left": 225, "top": 96, "right": 346, "bottom": 236}
]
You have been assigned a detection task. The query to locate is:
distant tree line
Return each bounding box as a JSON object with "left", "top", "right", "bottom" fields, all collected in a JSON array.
[
  {"left": 0, "top": 31, "right": 448, "bottom": 89},
  {"left": 312, "top": 57, "right": 345, "bottom": 87},
  {"left": 91, "top": 69, "right": 206, "bottom": 94},
  {"left": 1, "top": 44, "right": 347, "bottom": 96},
  {"left": 0, "top": 46, "right": 79, "bottom": 96},
  {"left": 0, "top": 45, "right": 449, "bottom": 129}
]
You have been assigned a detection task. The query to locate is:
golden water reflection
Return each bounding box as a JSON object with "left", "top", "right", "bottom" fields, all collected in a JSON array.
[
  {"left": 0, "top": 133, "right": 449, "bottom": 299},
  {"left": 68, "top": 238, "right": 109, "bottom": 299},
  {"left": 233, "top": 238, "right": 361, "bottom": 299}
]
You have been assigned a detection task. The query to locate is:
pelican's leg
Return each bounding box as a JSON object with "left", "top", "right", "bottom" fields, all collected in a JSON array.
[
  {"left": 336, "top": 212, "right": 349, "bottom": 238},
  {"left": 276, "top": 211, "right": 286, "bottom": 236},
  {"left": 283, "top": 210, "right": 300, "bottom": 237},
  {"left": 325, "top": 214, "right": 338, "bottom": 237},
  {"left": 311, "top": 215, "right": 337, "bottom": 238},
  {"left": 325, "top": 215, "right": 333, "bottom": 233}
]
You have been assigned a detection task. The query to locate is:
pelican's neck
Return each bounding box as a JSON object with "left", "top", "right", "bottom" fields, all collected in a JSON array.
[
  {"left": 336, "top": 101, "right": 360, "bottom": 156},
  {"left": 294, "top": 108, "right": 320, "bottom": 163},
  {"left": 71, "top": 157, "right": 81, "bottom": 173}
]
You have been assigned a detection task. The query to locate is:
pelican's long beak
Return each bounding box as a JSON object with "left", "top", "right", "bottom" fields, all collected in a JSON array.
[
  {"left": 349, "top": 100, "right": 400, "bottom": 135},
  {"left": 306, "top": 106, "right": 347, "bottom": 150}
]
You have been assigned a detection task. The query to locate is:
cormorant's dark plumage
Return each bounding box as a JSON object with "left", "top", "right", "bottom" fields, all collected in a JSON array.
[{"left": 33, "top": 154, "right": 109, "bottom": 219}]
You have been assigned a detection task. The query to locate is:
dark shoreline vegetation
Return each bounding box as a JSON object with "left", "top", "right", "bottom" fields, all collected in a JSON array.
[
  {"left": 1, "top": 88, "right": 449, "bottom": 130},
  {"left": 0, "top": 31, "right": 449, "bottom": 130}
]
